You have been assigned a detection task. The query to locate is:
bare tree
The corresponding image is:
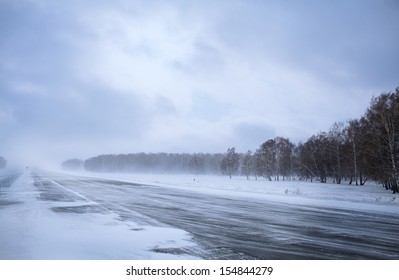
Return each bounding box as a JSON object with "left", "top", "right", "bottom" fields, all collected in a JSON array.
[
  {"left": 365, "top": 89, "right": 399, "bottom": 193},
  {"left": 221, "top": 147, "right": 240, "bottom": 179},
  {"left": 328, "top": 122, "right": 345, "bottom": 184},
  {"left": 241, "top": 150, "right": 253, "bottom": 180}
]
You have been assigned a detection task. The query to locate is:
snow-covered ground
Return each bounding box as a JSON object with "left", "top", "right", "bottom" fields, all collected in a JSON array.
[
  {"left": 80, "top": 172, "right": 399, "bottom": 214},
  {"left": 0, "top": 171, "right": 200, "bottom": 260},
  {"left": 1, "top": 169, "right": 398, "bottom": 260}
]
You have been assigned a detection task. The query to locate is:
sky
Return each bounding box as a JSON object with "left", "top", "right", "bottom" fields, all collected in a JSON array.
[{"left": 0, "top": 0, "right": 398, "bottom": 167}]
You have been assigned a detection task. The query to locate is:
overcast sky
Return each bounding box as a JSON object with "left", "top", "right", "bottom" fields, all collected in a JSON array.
[{"left": 1, "top": 0, "right": 398, "bottom": 167}]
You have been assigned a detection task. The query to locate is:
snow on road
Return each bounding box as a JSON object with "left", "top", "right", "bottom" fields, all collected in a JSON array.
[
  {"left": 79, "top": 172, "right": 399, "bottom": 214},
  {"left": 48, "top": 171, "right": 399, "bottom": 259},
  {"left": 0, "top": 171, "right": 200, "bottom": 259}
]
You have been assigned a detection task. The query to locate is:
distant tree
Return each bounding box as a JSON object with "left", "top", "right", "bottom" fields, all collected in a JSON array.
[
  {"left": 204, "top": 153, "right": 224, "bottom": 174},
  {"left": 345, "top": 119, "right": 369, "bottom": 185},
  {"left": 83, "top": 152, "right": 224, "bottom": 174},
  {"left": 258, "top": 139, "right": 276, "bottom": 181},
  {"left": 328, "top": 122, "right": 345, "bottom": 184},
  {"left": 0, "top": 156, "right": 6, "bottom": 169},
  {"left": 297, "top": 133, "right": 330, "bottom": 183},
  {"left": 296, "top": 141, "right": 315, "bottom": 181},
  {"left": 61, "top": 159, "right": 84, "bottom": 171},
  {"left": 221, "top": 147, "right": 240, "bottom": 179},
  {"left": 274, "top": 137, "right": 295, "bottom": 180},
  {"left": 253, "top": 149, "right": 263, "bottom": 180},
  {"left": 189, "top": 154, "right": 205, "bottom": 175},
  {"left": 241, "top": 150, "right": 253, "bottom": 180}
]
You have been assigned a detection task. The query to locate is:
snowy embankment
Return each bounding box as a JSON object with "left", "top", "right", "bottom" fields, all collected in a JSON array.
[
  {"left": 0, "top": 171, "right": 199, "bottom": 260},
  {"left": 81, "top": 172, "right": 399, "bottom": 215}
]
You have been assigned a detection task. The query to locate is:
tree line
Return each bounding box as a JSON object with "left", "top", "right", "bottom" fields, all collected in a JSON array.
[
  {"left": 220, "top": 87, "right": 399, "bottom": 193},
  {"left": 63, "top": 153, "right": 225, "bottom": 174},
  {"left": 303, "top": 87, "right": 399, "bottom": 194},
  {"left": 62, "top": 87, "right": 399, "bottom": 193}
]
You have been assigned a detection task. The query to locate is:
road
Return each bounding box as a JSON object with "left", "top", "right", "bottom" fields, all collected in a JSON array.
[{"left": 3, "top": 171, "right": 399, "bottom": 259}]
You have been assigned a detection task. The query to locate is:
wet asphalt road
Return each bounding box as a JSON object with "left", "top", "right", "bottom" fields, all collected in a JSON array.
[{"left": 3, "top": 171, "right": 399, "bottom": 259}]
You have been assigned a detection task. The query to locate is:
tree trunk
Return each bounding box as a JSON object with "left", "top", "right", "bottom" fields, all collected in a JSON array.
[{"left": 352, "top": 140, "right": 358, "bottom": 186}]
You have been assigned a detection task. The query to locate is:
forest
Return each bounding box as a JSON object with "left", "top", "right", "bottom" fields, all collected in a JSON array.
[{"left": 63, "top": 87, "right": 399, "bottom": 194}]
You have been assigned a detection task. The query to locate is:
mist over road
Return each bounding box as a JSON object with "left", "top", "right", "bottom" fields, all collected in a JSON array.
[{"left": 2, "top": 171, "right": 399, "bottom": 259}]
